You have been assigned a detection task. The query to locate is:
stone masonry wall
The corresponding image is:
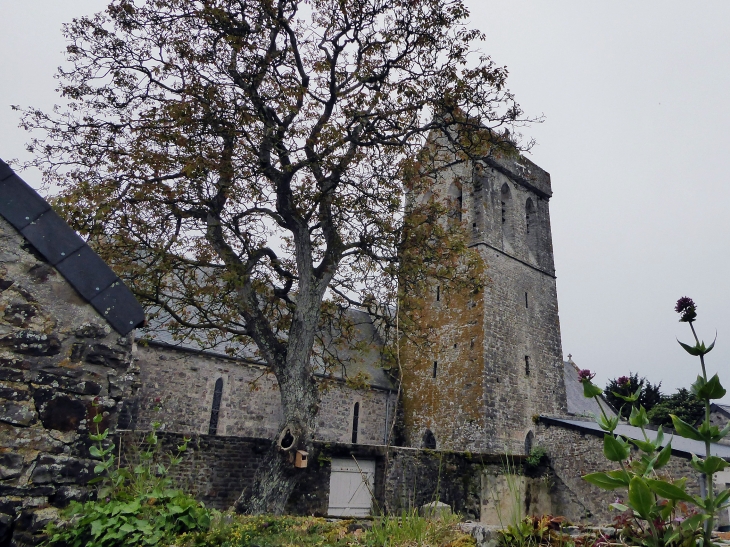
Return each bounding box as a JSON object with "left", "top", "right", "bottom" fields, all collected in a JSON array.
[
  {"left": 0, "top": 216, "right": 137, "bottom": 546},
  {"left": 536, "top": 420, "right": 703, "bottom": 525},
  {"left": 479, "top": 242, "right": 566, "bottom": 453},
  {"left": 399, "top": 279, "right": 488, "bottom": 450},
  {"left": 125, "top": 430, "right": 512, "bottom": 521},
  {"left": 129, "top": 427, "right": 700, "bottom": 527},
  {"left": 133, "top": 343, "right": 393, "bottom": 445}
]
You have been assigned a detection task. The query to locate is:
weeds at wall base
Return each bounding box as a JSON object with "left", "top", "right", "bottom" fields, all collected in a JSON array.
[{"left": 170, "top": 511, "right": 475, "bottom": 547}]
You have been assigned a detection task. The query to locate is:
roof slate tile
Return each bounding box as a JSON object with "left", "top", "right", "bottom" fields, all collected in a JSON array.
[
  {"left": 21, "top": 209, "right": 85, "bottom": 265},
  {"left": 90, "top": 281, "right": 146, "bottom": 335},
  {"left": 0, "top": 174, "right": 50, "bottom": 230},
  {"left": 0, "top": 157, "right": 145, "bottom": 336},
  {"left": 0, "top": 160, "right": 13, "bottom": 181},
  {"left": 55, "top": 245, "right": 119, "bottom": 300}
]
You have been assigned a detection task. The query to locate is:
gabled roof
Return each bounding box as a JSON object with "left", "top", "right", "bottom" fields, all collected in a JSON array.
[
  {"left": 712, "top": 403, "right": 730, "bottom": 418},
  {"left": 0, "top": 159, "right": 145, "bottom": 335}
]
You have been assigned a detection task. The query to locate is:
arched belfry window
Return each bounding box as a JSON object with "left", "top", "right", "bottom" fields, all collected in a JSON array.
[
  {"left": 208, "top": 378, "right": 223, "bottom": 435},
  {"left": 422, "top": 429, "right": 437, "bottom": 449},
  {"left": 500, "top": 183, "right": 514, "bottom": 243},
  {"left": 447, "top": 183, "right": 462, "bottom": 223},
  {"left": 525, "top": 197, "right": 538, "bottom": 254},
  {"left": 351, "top": 402, "right": 360, "bottom": 444}
]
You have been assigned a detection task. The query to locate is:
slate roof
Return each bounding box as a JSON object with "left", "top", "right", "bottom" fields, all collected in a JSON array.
[
  {"left": 564, "top": 359, "right": 617, "bottom": 419},
  {"left": 713, "top": 404, "right": 730, "bottom": 418},
  {"left": 542, "top": 416, "right": 730, "bottom": 460},
  {"left": 0, "top": 159, "right": 145, "bottom": 335}
]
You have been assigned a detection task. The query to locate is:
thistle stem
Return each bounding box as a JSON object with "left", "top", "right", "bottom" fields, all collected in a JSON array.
[{"left": 690, "top": 320, "right": 714, "bottom": 543}]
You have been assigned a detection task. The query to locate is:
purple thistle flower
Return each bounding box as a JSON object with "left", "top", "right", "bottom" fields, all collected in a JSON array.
[
  {"left": 578, "top": 369, "right": 595, "bottom": 383},
  {"left": 617, "top": 376, "right": 630, "bottom": 388},
  {"left": 675, "top": 296, "right": 697, "bottom": 322}
]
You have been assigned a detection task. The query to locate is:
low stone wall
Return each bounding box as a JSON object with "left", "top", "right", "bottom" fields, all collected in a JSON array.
[
  {"left": 536, "top": 419, "right": 703, "bottom": 525},
  {"left": 121, "top": 431, "right": 522, "bottom": 520}
]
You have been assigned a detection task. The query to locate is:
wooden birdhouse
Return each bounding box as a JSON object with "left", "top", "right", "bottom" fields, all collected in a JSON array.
[{"left": 294, "top": 450, "right": 308, "bottom": 468}]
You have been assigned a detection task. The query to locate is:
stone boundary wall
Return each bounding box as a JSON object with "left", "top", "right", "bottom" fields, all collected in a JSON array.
[
  {"left": 536, "top": 420, "right": 703, "bottom": 525},
  {"left": 122, "top": 431, "right": 517, "bottom": 520}
]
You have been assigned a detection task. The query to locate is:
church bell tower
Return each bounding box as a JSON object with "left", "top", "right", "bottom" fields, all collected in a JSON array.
[{"left": 399, "top": 150, "right": 568, "bottom": 453}]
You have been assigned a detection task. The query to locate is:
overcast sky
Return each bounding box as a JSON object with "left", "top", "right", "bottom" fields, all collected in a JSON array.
[{"left": 2, "top": 1, "right": 729, "bottom": 400}]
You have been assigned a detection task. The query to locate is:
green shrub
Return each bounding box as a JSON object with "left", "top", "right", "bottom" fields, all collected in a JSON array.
[
  {"left": 45, "top": 399, "right": 210, "bottom": 547},
  {"left": 47, "top": 489, "right": 209, "bottom": 547},
  {"left": 646, "top": 388, "right": 705, "bottom": 428},
  {"left": 525, "top": 446, "right": 547, "bottom": 469}
]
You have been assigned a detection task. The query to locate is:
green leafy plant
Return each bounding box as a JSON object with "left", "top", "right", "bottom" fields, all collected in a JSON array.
[
  {"left": 45, "top": 398, "right": 210, "bottom": 546},
  {"left": 526, "top": 446, "right": 548, "bottom": 469},
  {"left": 579, "top": 297, "right": 730, "bottom": 546},
  {"left": 498, "top": 515, "right": 596, "bottom": 547}
]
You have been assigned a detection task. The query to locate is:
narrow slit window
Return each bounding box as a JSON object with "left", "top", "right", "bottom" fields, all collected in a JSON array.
[
  {"left": 436, "top": 286, "right": 440, "bottom": 301},
  {"left": 433, "top": 361, "right": 438, "bottom": 378},
  {"left": 351, "top": 402, "right": 360, "bottom": 444},
  {"left": 525, "top": 356, "right": 530, "bottom": 376},
  {"left": 526, "top": 198, "right": 538, "bottom": 253},
  {"left": 208, "top": 378, "right": 223, "bottom": 435},
  {"left": 525, "top": 292, "right": 529, "bottom": 308}
]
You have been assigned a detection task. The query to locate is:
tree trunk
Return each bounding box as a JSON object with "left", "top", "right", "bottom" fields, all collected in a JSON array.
[
  {"left": 234, "top": 442, "right": 300, "bottom": 514},
  {"left": 235, "top": 300, "right": 321, "bottom": 514}
]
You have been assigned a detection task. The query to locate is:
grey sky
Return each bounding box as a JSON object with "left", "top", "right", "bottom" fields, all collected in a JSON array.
[{"left": 1, "top": 1, "right": 728, "bottom": 400}]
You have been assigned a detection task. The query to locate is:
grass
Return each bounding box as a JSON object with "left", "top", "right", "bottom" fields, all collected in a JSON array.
[{"left": 169, "top": 511, "right": 475, "bottom": 547}]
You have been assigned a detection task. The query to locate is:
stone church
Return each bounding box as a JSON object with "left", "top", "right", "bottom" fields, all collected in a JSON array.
[
  {"left": 3, "top": 153, "right": 730, "bottom": 546},
  {"left": 128, "top": 150, "right": 568, "bottom": 454}
]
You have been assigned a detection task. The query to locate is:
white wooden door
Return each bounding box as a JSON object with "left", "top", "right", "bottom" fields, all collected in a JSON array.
[{"left": 327, "top": 458, "right": 376, "bottom": 517}]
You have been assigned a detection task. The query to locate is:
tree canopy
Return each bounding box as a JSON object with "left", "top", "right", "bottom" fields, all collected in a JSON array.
[
  {"left": 18, "top": 0, "right": 534, "bottom": 512},
  {"left": 646, "top": 388, "right": 704, "bottom": 428},
  {"left": 606, "top": 374, "right": 705, "bottom": 429}
]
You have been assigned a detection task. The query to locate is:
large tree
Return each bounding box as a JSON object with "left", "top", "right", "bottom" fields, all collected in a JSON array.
[{"left": 18, "top": 0, "right": 533, "bottom": 513}]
